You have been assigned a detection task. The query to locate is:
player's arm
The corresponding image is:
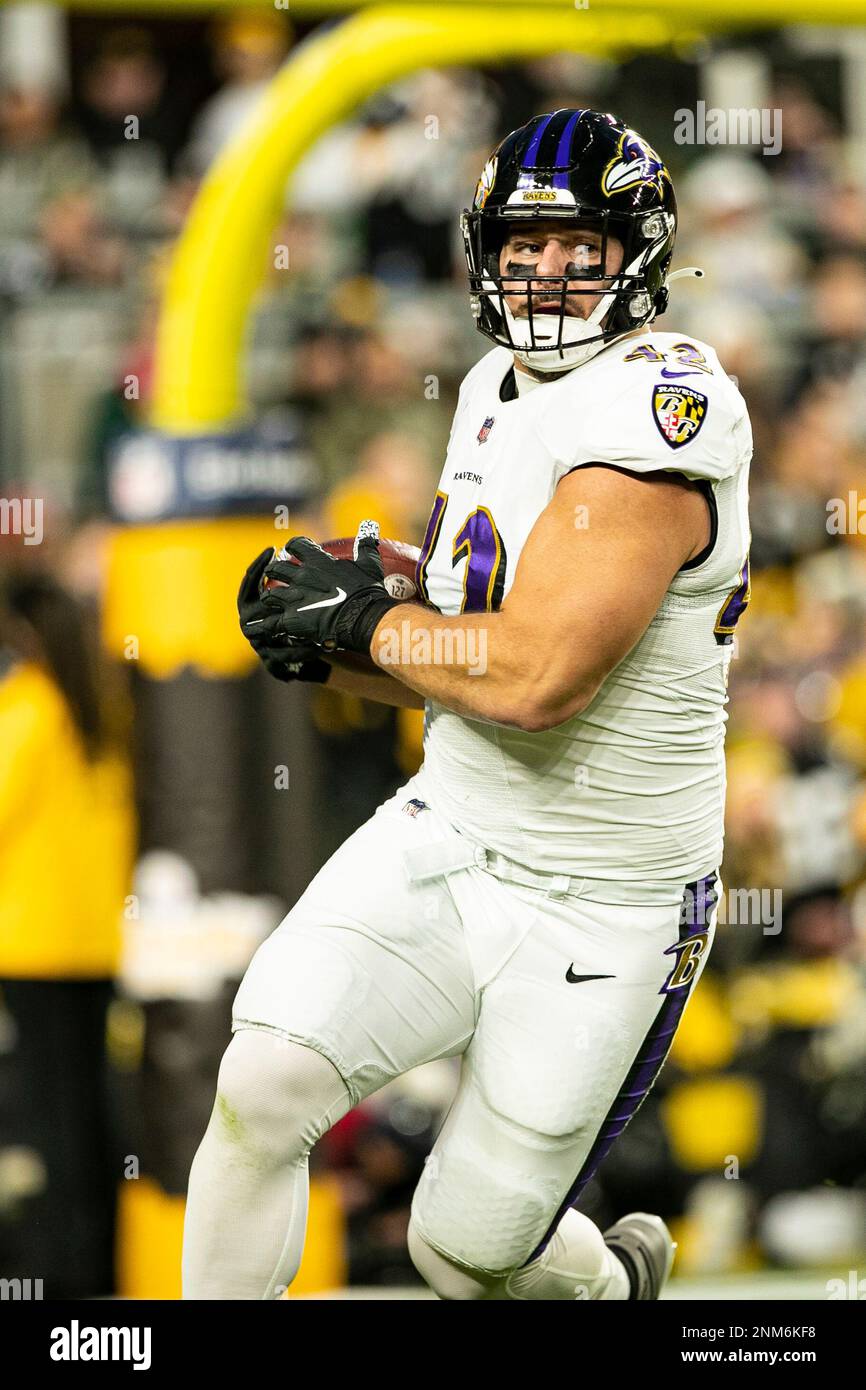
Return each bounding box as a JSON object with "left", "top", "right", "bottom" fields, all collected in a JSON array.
[
  {"left": 240, "top": 472, "right": 708, "bottom": 730},
  {"left": 324, "top": 654, "right": 426, "bottom": 708},
  {"left": 370, "top": 464, "right": 709, "bottom": 730}
]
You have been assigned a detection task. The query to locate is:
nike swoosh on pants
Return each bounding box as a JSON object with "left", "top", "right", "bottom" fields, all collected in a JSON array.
[{"left": 565, "top": 966, "right": 615, "bottom": 984}]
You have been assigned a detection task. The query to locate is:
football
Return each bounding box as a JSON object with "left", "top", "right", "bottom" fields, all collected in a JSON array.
[{"left": 261, "top": 537, "right": 421, "bottom": 600}]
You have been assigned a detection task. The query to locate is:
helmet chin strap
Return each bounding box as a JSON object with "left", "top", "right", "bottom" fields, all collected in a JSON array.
[
  {"left": 491, "top": 240, "right": 641, "bottom": 373},
  {"left": 508, "top": 288, "right": 616, "bottom": 373},
  {"left": 476, "top": 268, "right": 619, "bottom": 374}
]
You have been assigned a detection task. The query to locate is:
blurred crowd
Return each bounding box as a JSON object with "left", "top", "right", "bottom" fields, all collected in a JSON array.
[{"left": 1, "top": 9, "right": 866, "bottom": 1295}]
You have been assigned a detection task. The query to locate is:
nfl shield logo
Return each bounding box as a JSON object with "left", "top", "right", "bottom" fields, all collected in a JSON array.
[
  {"left": 477, "top": 415, "right": 495, "bottom": 444},
  {"left": 652, "top": 385, "right": 708, "bottom": 449}
]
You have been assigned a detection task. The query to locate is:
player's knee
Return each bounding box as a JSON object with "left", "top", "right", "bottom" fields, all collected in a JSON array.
[
  {"left": 407, "top": 1217, "right": 499, "bottom": 1300},
  {"left": 213, "top": 1029, "right": 349, "bottom": 1162},
  {"left": 411, "top": 1145, "right": 553, "bottom": 1276}
]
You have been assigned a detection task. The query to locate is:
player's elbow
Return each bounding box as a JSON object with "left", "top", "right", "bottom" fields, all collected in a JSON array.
[
  {"left": 511, "top": 699, "right": 590, "bottom": 733},
  {"left": 503, "top": 679, "right": 599, "bottom": 732}
]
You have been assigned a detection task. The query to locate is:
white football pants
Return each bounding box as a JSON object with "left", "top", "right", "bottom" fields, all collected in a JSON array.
[{"left": 184, "top": 774, "right": 716, "bottom": 1297}]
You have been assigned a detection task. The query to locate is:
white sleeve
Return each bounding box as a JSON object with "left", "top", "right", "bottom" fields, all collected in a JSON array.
[{"left": 540, "top": 368, "right": 751, "bottom": 487}]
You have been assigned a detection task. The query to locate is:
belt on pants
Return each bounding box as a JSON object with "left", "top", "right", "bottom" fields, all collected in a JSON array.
[
  {"left": 402, "top": 836, "right": 603, "bottom": 901},
  {"left": 403, "top": 836, "right": 570, "bottom": 895},
  {"left": 402, "top": 835, "right": 702, "bottom": 907}
]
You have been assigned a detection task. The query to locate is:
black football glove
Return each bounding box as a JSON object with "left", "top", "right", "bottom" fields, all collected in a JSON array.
[
  {"left": 248, "top": 521, "right": 400, "bottom": 657},
  {"left": 238, "top": 548, "right": 331, "bottom": 684}
]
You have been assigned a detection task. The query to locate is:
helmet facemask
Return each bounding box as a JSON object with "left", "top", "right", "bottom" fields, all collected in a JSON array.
[{"left": 462, "top": 204, "right": 676, "bottom": 373}]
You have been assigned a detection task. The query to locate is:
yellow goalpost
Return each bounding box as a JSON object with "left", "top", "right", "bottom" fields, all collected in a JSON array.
[{"left": 151, "top": 3, "right": 679, "bottom": 433}]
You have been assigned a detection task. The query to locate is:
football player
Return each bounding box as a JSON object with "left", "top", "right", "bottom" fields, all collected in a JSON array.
[{"left": 184, "top": 109, "right": 752, "bottom": 1300}]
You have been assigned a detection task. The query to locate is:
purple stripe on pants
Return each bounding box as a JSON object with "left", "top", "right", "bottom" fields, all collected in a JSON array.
[{"left": 520, "top": 872, "right": 718, "bottom": 1268}]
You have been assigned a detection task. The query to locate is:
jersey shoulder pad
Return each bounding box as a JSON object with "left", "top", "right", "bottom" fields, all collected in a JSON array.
[{"left": 541, "top": 334, "right": 752, "bottom": 485}]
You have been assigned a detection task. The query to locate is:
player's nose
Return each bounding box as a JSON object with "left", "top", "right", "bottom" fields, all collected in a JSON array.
[{"left": 532, "top": 240, "right": 574, "bottom": 287}]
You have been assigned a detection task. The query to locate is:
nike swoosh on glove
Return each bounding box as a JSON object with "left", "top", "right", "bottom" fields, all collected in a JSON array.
[
  {"left": 237, "top": 547, "right": 332, "bottom": 684},
  {"left": 251, "top": 521, "right": 400, "bottom": 657}
]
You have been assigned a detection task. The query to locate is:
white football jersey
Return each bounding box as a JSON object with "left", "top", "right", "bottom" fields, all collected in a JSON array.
[{"left": 417, "top": 329, "right": 752, "bottom": 891}]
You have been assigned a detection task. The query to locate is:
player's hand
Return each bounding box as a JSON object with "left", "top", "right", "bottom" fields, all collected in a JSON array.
[
  {"left": 251, "top": 521, "right": 399, "bottom": 657},
  {"left": 238, "top": 548, "right": 332, "bottom": 684},
  {"left": 257, "top": 649, "right": 332, "bottom": 684}
]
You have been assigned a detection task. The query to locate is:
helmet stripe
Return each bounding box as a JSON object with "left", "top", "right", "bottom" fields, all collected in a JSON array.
[
  {"left": 522, "top": 112, "right": 555, "bottom": 168},
  {"left": 552, "top": 108, "right": 585, "bottom": 187}
]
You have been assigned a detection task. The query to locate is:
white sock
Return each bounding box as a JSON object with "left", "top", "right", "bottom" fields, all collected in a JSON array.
[
  {"left": 410, "top": 1208, "right": 631, "bottom": 1301},
  {"left": 182, "top": 1029, "right": 351, "bottom": 1299},
  {"left": 502, "top": 1209, "right": 631, "bottom": 1301}
]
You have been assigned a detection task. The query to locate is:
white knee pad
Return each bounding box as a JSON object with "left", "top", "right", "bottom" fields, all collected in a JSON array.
[
  {"left": 215, "top": 1028, "right": 351, "bottom": 1163},
  {"left": 410, "top": 1133, "right": 564, "bottom": 1276},
  {"left": 407, "top": 1217, "right": 499, "bottom": 1300}
]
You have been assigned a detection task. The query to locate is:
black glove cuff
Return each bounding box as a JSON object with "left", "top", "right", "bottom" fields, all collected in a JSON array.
[{"left": 342, "top": 595, "right": 401, "bottom": 655}]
